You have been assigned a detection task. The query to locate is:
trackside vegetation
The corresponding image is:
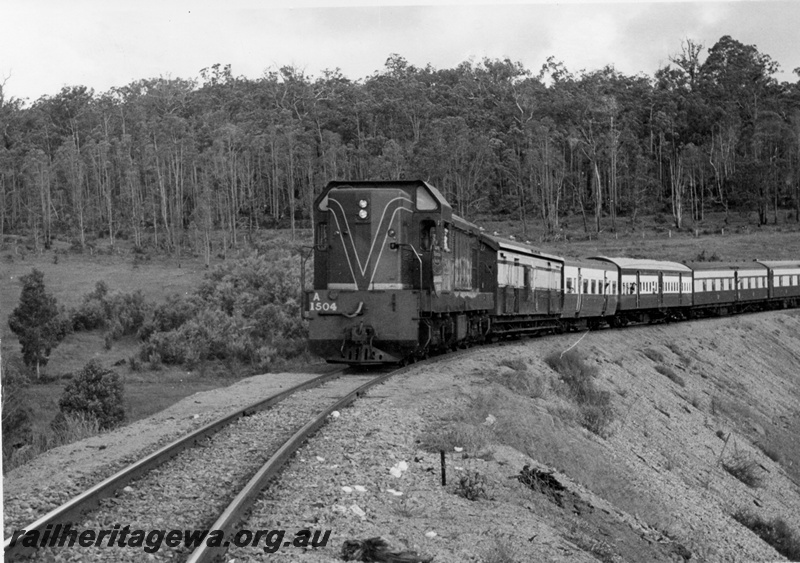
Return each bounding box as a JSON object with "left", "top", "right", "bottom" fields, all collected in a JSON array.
[{"left": 2, "top": 241, "right": 309, "bottom": 471}]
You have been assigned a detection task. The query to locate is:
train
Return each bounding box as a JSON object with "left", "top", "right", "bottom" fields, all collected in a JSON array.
[{"left": 303, "top": 180, "right": 800, "bottom": 365}]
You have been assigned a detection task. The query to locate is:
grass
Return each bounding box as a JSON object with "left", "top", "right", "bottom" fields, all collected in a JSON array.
[
  {"left": 732, "top": 510, "right": 800, "bottom": 561},
  {"left": 654, "top": 364, "right": 686, "bottom": 387},
  {"left": 544, "top": 349, "right": 614, "bottom": 436},
  {"left": 4, "top": 411, "right": 100, "bottom": 470},
  {"left": 666, "top": 342, "right": 693, "bottom": 367},
  {"left": 489, "top": 358, "right": 547, "bottom": 399},
  {"left": 641, "top": 348, "right": 665, "bottom": 363}
]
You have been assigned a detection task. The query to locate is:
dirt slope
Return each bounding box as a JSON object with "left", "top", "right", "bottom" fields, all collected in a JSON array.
[{"left": 4, "top": 310, "right": 800, "bottom": 562}]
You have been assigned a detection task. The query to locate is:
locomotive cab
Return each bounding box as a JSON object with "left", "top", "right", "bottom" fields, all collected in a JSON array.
[{"left": 306, "top": 180, "right": 452, "bottom": 364}]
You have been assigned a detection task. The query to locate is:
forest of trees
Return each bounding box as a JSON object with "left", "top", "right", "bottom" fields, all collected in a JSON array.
[{"left": 2, "top": 35, "right": 800, "bottom": 257}]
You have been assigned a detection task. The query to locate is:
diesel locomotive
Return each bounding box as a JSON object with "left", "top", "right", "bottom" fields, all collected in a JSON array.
[{"left": 304, "top": 180, "right": 800, "bottom": 365}]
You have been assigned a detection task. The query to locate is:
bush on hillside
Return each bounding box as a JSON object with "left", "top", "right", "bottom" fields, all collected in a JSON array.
[
  {"left": 139, "top": 246, "right": 308, "bottom": 371},
  {"left": 71, "top": 281, "right": 151, "bottom": 338},
  {"left": 58, "top": 360, "right": 125, "bottom": 430},
  {"left": 732, "top": 511, "right": 800, "bottom": 561},
  {"left": 545, "top": 349, "right": 613, "bottom": 435},
  {"left": 137, "top": 293, "right": 201, "bottom": 341}
]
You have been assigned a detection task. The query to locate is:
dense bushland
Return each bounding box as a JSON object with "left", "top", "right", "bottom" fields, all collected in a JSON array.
[
  {"left": 2, "top": 36, "right": 799, "bottom": 257},
  {"left": 139, "top": 240, "right": 308, "bottom": 371},
  {"left": 71, "top": 281, "right": 151, "bottom": 341}
]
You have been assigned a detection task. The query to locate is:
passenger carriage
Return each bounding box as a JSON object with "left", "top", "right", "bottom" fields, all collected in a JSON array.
[
  {"left": 561, "top": 259, "right": 618, "bottom": 323},
  {"left": 590, "top": 257, "right": 691, "bottom": 322},
  {"left": 686, "top": 262, "right": 769, "bottom": 313},
  {"left": 757, "top": 260, "right": 800, "bottom": 303}
]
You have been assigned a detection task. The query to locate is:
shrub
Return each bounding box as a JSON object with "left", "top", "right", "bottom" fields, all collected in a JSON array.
[
  {"left": 59, "top": 360, "right": 125, "bottom": 430},
  {"left": 544, "top": 349, "right": 613, "bottom": 435},
  {"left": 2, "top": 376, "right": 34, "bottom": 470},
  {"left": 455, "top": 470, "right": 488, "bottom": 501},
  {"left": 72, "top": 282, "right": 151, "bottom": 338},
  {"left": 732, "top": 511, "right": 800, "bottom": 561},
  {"left": 490, "top": 359, "right": 547, "bottom": 399},
  {"left": 722, "top": 452, "right": 761, "bottom": 488},
  {"left": 655, "top": 364, "right": 686, "bottom": 387},
  {"left": 642, "top": 348, "right": 665, "bottom": 363}
]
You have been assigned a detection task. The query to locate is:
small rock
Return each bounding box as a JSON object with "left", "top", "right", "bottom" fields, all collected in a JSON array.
[
  {"left": 350, "top": 504, "right": 366, "bottom": 519},
  {"left": 341, "top": 486, "right": 353, "bottom": 493},
  {"left": 123, "top": 486, "right": 134, "bottom": 493},
  {"left": 354, "top": 485, "right": 367, "bottom": 492},
  {"left": 425, "top": 531, "right": 437, "bottom": 539}
]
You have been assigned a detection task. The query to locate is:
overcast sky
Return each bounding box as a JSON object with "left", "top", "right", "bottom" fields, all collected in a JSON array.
[{"left": 1, "top": 0, "right": 798, "bottom": 103}]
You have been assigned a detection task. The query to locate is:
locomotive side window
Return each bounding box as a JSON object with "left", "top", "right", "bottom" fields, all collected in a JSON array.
[{"left": 416, "top": 187, "right": 438, "bottom": 210}]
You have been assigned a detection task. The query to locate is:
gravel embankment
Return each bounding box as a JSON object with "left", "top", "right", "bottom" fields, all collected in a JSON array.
[{"left": 14, "top": 374, "right": 379, "bottom": 563}]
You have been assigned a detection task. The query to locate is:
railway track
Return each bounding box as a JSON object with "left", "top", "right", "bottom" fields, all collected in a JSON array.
[{"left": 4, "top": 367, "right": 400, "bottom": 562}]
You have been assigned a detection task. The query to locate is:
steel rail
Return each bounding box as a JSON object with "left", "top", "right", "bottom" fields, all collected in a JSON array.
[
  {"left": 3, "top": 369, "right": 345, "bottom": 560},
  {"left": 186, "top": 368, "right": 399, "bottom": 563}
]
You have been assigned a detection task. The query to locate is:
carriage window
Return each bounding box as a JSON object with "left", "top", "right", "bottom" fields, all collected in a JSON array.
[
  {"left": 591, "top": 280, "right": 596, "bottom": 294},
  {"left": 443, "top": 223, "right": 451, "bottom": 252},
  {"left": 583, "top": 280, "right": 589, "bottom": 294},
  {"left": 612, "top": 282, "right": 617, "bottom": 294},
  {"left": 702, "top": 280, "right": 707, "bottom": 292},
  {"left": 566, "top": 278, "right": 574, "bottom": 293}
]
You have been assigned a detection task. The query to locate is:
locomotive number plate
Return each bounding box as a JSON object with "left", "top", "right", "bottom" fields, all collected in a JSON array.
[{"left": 309, "top": 292, "right": 338, "bottom": 312}]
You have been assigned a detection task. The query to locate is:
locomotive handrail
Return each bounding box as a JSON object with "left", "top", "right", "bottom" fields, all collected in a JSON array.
[
  {"left": 391, "top": 241, "right": 424, "bottom": 291},
  {"left": 343, "top": 301, "right": 364, "bottom": 318}
]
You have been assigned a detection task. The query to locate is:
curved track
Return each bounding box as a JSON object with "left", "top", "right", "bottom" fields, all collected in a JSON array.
[{"left": 3, "top": 369, "right": 347, "bottom": 561}]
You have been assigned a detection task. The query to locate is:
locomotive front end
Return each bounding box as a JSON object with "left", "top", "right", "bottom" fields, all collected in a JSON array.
[{"left": 306, "top": 181, "right": 433, "bottom": 364}]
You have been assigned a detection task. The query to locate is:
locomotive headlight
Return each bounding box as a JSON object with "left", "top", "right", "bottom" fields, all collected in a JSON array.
[
  {"left": 358, "top": 209, "right": 368, "bottom": 219},
  {"left": 358, "top": 199, "right": 368, "bottom": 209}
]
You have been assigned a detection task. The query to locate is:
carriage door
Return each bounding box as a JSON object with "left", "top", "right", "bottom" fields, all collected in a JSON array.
[
  {"left": 577, "top": 269, "right": 583, "bottom": 313},
  {"left": 635, "top": 271, "right": 641, "bottom": 308},
  {"left": 601, "top": 271, "right": 608, "bottom": 315},
  {"left": 658, "top": 272, "right": 664, "bottom": 308}
]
